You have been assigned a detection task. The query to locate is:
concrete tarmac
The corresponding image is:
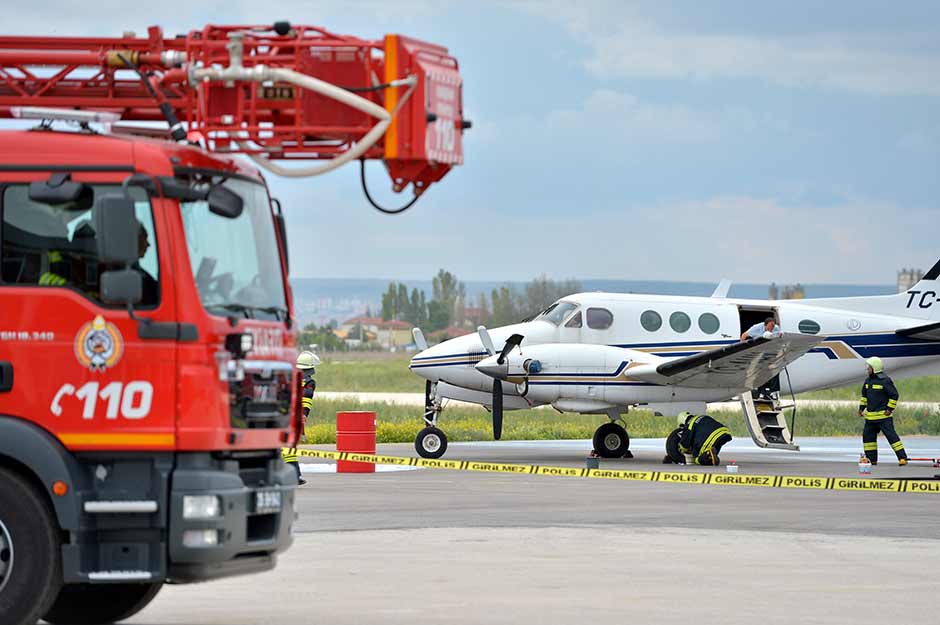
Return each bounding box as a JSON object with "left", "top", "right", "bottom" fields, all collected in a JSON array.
[{"left": 125, "top": 439, "right": 940, "bottom": 625}]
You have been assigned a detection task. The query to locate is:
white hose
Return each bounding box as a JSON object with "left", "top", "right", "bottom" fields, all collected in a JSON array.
[{"left": 191, "top": 63, "right": 417, "bottom": 178}]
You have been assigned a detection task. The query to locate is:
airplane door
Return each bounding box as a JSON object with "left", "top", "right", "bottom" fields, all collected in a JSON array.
[{"left": 581, "top": 306, "right": 616, "bottom": 346}]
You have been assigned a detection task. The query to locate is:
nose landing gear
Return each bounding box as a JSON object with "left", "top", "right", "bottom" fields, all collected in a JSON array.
[{"left": 415, "top": 381, "right": 448, "bottom": 459}]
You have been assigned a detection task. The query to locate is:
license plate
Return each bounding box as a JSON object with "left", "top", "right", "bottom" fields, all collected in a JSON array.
[{"left": 254, "top": 489, "right": 281, "bottom": 514}]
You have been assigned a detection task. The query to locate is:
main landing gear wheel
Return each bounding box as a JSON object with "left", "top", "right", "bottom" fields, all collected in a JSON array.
[
  {"left": 44, "top": 582, "right": 163, "bottom": 625},
  {"left": 415, "top": 426, "right": 448, "bottom": 459},
  {"left": 593, "top": 422, "right": 630, "bottom": 458}
]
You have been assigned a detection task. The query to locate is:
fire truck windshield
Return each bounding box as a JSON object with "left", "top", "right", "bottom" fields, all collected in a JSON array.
[{"left": 181, "top": 178, "right": 287, "bottom": 321}]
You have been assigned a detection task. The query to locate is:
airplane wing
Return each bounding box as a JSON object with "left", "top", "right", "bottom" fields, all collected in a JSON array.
[
  {"left": 629, "top": 333, "right": 823, "bottom": 390},
  {"left": 896, "top": 321, "right": 940, "bottom": 342}
]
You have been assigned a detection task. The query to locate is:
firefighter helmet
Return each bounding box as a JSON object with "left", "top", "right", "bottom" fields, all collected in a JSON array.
[
  {"left": 677, "top": 411, "right": 692, "bottom": 427},
  {"left": 865, "top": 356, "right": 883, "bottom": 374},
  {"left": 296, "top": 350, "right": 320, "bottom": 371}
]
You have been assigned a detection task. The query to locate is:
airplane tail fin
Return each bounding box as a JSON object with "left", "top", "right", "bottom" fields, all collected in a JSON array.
[
  {"left": 806, "top": 257, "right": 940, "bottom": 321},
  {"left": 903, "top": 258, "right": 940, "bottom": 320}
]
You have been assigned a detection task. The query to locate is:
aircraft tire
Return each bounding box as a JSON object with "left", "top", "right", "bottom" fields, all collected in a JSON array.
[
  {"left": 593, "top": 423, "right": 629, "bottom": 458},
  {"left": 415, "top": 426, "right": 448, "bottom": 459}
]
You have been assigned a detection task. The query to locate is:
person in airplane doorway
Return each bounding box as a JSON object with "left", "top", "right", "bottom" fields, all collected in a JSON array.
[
  {"left": 284, "top": 350, "right": 320, "bottom": 485},
  {"left": 664, "top": 411, "right": 733, "bottom": 466},
  {"left": 741, "top": 317, "right": 783, "bottom": 341},
  {"left": 859, "top": 357, "right": 908, "bottom": 466}
]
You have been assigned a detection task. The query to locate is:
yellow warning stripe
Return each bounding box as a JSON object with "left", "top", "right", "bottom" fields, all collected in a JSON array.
[
  {"left": 285, "top": 449, "right": 940, "bottom": 495},
  {"left": 62, "top": 433, "right": 175, "bottom": 447}
]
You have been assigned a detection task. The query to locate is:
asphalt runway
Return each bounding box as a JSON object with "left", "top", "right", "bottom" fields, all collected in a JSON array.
[{"left": 126, "top": 438, "right": 940, "bottom": 625}]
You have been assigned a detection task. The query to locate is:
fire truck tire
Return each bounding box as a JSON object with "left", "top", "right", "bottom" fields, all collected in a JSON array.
[
  {"left": 0, "top": 467, "right": 63, "bottom": 625},
  {"left": 44, "top": 582, "right": 163, "bottom": 625},
  {"left": 592, "top": 422, "right": 629, "bottom": 458},
  {"left": 415, "top": 426, "right": 448, "bottom": 459}
]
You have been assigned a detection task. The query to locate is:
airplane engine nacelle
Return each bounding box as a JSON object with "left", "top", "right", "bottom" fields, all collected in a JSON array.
[{"left": 489, "top": 343, "right": 659, "bottom": 408}]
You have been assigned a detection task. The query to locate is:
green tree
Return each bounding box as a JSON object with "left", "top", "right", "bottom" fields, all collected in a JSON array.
[
  {"left": 396, "top": 283, "right": 409, "bottom": 321},
  {"left": 427, "top": 300, "right": 450, "bottom": 331},
  {"left": 381, "top": 283, "right": 397, "bottom": 320}
]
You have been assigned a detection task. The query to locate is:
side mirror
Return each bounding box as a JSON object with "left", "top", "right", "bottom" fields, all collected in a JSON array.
[
  {"left": 208, "top": 185, "right": 243, "bottom": 219},
  {"left": 93, "top": 195, "right": 140, "bottom": 265},
  {"left": 100, "top": 269, "right": 142, "bottom": 306},
  {"left": 272, "top": 198, "right": 289, "bottom": 274},
  {"left": 29, "top": 172, "right": 92, "bottom": 209}
]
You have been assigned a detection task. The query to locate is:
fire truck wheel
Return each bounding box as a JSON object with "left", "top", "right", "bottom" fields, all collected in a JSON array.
[
  {"left": 0, "top": 468, "right": 63, "bottom": 625},
  {"left": 44, "top": 582, "right": 163, "bottom": 625},
  {"left": 592, "top": 422, "right": 630, "bottom": 458},
  {"left": 415, "top": 426, "right": 448, "bottom": 459}
]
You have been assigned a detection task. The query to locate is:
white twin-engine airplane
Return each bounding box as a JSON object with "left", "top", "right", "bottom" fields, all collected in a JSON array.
[{"left": 408, "top": 258, "right": 940, "bottom": 459}]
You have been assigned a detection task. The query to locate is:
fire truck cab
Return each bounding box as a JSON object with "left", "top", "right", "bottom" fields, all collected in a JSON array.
[
  {"left": 0, "top": 21, "right": 467, "bottom": 624},
  {"left": 0, "top": 127, "right": 299, "bottom": 625}
]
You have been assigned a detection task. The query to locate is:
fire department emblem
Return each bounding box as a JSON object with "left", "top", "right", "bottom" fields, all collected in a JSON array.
[{"left": 74, "top": 315, "right": 124, "bottom": 371}]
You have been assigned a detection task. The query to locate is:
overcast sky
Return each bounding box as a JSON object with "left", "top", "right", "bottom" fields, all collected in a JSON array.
[{"left": 7, "top": 1, "right": 938, "bottom": 284}]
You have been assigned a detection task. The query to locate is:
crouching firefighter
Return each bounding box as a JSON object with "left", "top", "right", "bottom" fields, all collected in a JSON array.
[
  {"left": 859, "top": 356, "right": 907, "bottom": 466},
  {"left": 283, "top": 350, "right": 320, "bottom": 485},
  {"left": 664, "top": 411, "right": 732, "bottom": 465}
]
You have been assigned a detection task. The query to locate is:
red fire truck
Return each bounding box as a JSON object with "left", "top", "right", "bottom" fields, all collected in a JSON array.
[{"left": 0, "top": 23, "right": 465, "bottom": 625}]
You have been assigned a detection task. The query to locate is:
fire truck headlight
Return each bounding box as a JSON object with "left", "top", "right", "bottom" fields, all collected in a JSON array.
[
  {"left": 182, "top": 495, "right": 221, "bottom": 519},
  {"left": 182, "top": 529, "right": 220, "bottom": 548}
]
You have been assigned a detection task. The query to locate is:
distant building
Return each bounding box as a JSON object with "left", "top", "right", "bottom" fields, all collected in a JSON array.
[
  {"left": 428, "top": 326, "right": 471, "bottom": 343},
  {"left": 768, "top": 283, "right": 804, "bottom": 299},
  {"left": 337, "top": 316, "right": 413, "bottom": 349},
  {"left": 898, "top": 268, "right": 924, "bottom": 292}
]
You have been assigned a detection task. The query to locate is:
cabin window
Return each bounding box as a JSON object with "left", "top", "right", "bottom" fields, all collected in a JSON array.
[
  {"left": 669, "top": 311, "right": 691, "bottom": 333},
  {"left": 586, "top": 307, "right": 613, "bottom": 330},
  {"left": 564, "top": 311, "right": 582, "bottom": 328},
  {"left": 698, "top": 313, "right": 720, "bottom": 334},
  {"left": 640, "top": 310, "right": 662, "bottom": 332},
  {"left": 798, "top": 319, "right": 821, "bottom": 335}
]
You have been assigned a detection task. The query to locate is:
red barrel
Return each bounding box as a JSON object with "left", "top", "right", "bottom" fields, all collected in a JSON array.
[{"left": 336, "top": 411, "right": 376, "bottom": 473}]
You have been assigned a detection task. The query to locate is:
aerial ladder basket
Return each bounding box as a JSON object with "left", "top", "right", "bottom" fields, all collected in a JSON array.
[{"left": 0, "top": 22, "right": 468, "bottom": 204}]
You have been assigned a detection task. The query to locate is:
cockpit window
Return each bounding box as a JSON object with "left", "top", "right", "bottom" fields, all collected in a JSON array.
[
  {"left": 565, "top": 311, "right": 582, "bottom": 328},
  {"left": 539, "top": 302, "right": 578, "bottom": 325}
]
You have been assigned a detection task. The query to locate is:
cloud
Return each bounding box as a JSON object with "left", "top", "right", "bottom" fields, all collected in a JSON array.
[{"left": 520, "top": 3, "right": 940, "bottom": 97}]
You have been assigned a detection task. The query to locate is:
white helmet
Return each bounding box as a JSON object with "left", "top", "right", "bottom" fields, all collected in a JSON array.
[{"left": 296, "top": 350, "right": 321, "bottom": 371}]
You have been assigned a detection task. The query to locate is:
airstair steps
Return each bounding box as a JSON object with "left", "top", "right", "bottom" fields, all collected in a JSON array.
[{"left": 740, "top": 393, "right": 799, "bottom": 451}]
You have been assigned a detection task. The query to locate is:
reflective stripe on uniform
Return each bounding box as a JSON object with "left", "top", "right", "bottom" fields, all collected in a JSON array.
[
  {"left": 864, "top": 411, "right": 888, "bottom": 420},
  {"left": 887, "top": 399, "right": 898, "bottom": 409},
  {"left": 302, "top": 397, "right": 314, "bottom": 410},
  {"left": 39, "top": 272, "right": 66, "bottom": 286},
  {"left": 282, "top": 448, "right": 298, "bottom": 463},
  {"left": 859, "top": 397, "right": 868, "bottom": 406},
  {"left": 871, "top": 384, "right": 884, "bottom": 390},
  {"left": 863, "top": 442, "right": 878, "bottom": 451},
  {"left": 701, "top": 426, "right": 731, "bottom": 453},
  {"left": 891, "top": 440, "right": 905, "bottom": 451}
]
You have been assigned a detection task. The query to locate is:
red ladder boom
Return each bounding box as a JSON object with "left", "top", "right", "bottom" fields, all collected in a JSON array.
[{"left": 0, "top": 22, "right": 468, "bottom": 197}]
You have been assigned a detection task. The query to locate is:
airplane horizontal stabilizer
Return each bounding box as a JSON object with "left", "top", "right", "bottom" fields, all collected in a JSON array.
[
  {"left": 896, "top": 321, "right": 940, "bottom": 342},
  {"left": 628, "top": 333, "right": 823, "bottom": 390}
]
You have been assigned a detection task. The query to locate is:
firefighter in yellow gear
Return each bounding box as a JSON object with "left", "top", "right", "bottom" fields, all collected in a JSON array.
[
  {"left": 664, "top": 411, "right": 732, "bottom": 465},
  {"left": 284, "top": 350, "right": 319, "bottom": 484},
  {"left": 859, "top": 356, "right": 907, "bottom": 466}
]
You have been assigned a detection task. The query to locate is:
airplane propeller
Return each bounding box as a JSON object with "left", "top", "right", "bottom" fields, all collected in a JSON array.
[{"left": 476, "top": 326, "right": 524, "bottom": 440}]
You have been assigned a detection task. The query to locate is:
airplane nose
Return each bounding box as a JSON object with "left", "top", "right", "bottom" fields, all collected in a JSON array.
[{"left": 475, "top": 355, "right": 508, "bottom": 379}]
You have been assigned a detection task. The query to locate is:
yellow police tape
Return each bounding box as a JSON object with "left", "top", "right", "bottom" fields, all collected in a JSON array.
[{"left": 285, "top": 449, "right": 940, "bottom": 495}]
